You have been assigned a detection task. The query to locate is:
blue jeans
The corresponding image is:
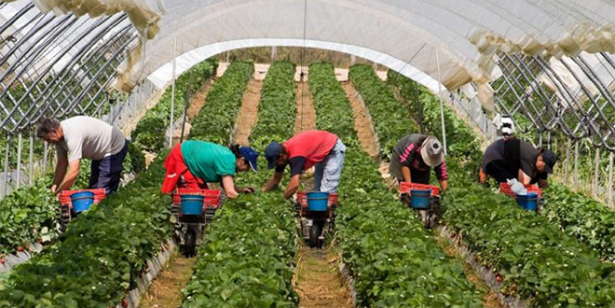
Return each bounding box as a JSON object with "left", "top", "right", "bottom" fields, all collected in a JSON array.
[
  {"left": 89, "top": 141, "right": 128, "bottom": 195},
  {"left": 314, "top": 139, "right": 346, "bottom": 193}
]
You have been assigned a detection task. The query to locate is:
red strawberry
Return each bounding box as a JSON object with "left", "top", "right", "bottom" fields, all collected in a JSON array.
[
  {"left": 495, "top": 274, "right": 503, "bottom": 283},
  {"left": 0, "top": 259, "right": 5, "bottom": 264},
  {"left": 121, "top": 298, "right": 129, "bottom": 308},
  {"left": 17, "top": 246, "right": 24, "bottom": 252}
]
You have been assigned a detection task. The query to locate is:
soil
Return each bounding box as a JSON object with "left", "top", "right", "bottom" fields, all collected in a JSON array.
[
  {"left": 187, "top": 79, "right": 215, "bottom": 121},
  {"left": 234, "top": 78, "right": 263, "bottom": 145},
  {"left": 436, "top": 235, "right": 504, "bottom": 308},
  {"left": 140, "top": 254, "right": 197, "bottom": 308},
  {"left": 293, "top": 246, "right": 354, "bottom": 308},
  {"left": 341, "top": 81, "right": 379, "bottom": 159},
  {"left": 295, "top": 81, "right": 317, "bottom": 134}
]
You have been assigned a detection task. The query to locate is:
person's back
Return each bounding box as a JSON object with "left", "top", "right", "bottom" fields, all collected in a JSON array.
[
  {"left": 283, "top": 130, "right": 338, "bottom": 170},
  {"left": 59, "top": 116, "right": 125, "bottom": 161},
  {"left": 181, "top": 141, "right": 236, "bottom": 183}
]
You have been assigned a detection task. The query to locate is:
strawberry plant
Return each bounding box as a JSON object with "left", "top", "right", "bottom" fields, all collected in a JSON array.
[
  {"left": 348, "top": 64, "right": 419, "bottom": 157},
  {"left": 189, "top": 61, "right": 254, "bottom": 143},
  {"left": 0, "top": 152, "right": 173, "bottom": 307},
  {"left": 132, "top": 59, "right": 218, "bottom": 151},
  {"left": 310, "top": 63, "right": 483, "bottom": 307},
  {"left": 182, "top": 60, "right": 299, "bottom": 307}
]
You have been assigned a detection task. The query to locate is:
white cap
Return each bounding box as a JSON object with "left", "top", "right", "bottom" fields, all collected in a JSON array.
[{"left": 420, "top": 136, "right": 444, "bottom": 167}]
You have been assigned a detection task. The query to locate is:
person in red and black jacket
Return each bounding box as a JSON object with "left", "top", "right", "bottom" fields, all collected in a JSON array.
[
  {"left": 262, "top": 130, "right": 346, "bottom": 199},
  {"left": 389, "top": 134, "right": 448, "bottom": 192}
]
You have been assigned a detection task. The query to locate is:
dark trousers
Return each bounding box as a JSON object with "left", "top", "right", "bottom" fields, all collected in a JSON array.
[
  {"left": 485, "top": 160, "right": 515, "bottom": 183},
  {"left": 89, "top": 141, "right": 128, "bottom": 195}
]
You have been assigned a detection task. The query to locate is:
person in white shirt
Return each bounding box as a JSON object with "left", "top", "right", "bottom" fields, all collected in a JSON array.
[{"left": 36, "top": 116, "right": 128, "bottom": 195}]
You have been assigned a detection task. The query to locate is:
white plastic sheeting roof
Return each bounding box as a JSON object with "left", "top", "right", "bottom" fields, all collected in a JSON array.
[{"left": 13, "top": 0, "right": 615, "bottom": 92}]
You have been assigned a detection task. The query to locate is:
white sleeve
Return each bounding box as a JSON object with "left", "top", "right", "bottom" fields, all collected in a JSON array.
[{"left": 66, "top": 135, "right": 83, "bottom": 162}]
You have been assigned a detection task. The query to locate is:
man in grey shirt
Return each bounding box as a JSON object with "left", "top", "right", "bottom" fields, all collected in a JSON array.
[{"left": 37, "top": 116, "right": 128, "bottom": 195}]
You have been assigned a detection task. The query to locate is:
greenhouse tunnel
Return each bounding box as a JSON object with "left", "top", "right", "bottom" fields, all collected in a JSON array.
[{"left": 2, "top": 0, "right": 615, "bottom": 307}]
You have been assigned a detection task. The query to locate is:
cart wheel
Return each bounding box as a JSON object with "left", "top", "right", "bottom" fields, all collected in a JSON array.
[
  {"left": 184, "top": 229, "right": 197, "bottom": 256},
  {"left": 309, "top": 224, "right": 322, "bottom": 248}
]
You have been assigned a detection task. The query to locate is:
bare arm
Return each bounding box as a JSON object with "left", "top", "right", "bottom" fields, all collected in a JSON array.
[
  {"left": 518, "top": 169, "right": 532, "bottom": 185},
  {"left": 51, "top": 152, "right": 69, "bottom": 192},
  {"left": 401, "top": 165, "right": 412, "bottom": 183},
  {"left": 262, "top": 172, "right": 283, "bottom": 192},
  {"left": 56, "top": 159, "right": 80, "bottom": 192},
  {"left": 283, "top": 174, "right": 301, "bottom": 199},
  {"left": 439, "top": 180, "right": 448, "bottom": 192},
  {"left": 221, "top": 175, "right": 239, "bottom": 199}
]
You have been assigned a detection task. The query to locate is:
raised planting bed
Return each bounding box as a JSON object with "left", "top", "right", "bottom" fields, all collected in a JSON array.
[
  {"left": 132, "top": 59, "right": 218, "bottom": 152},
  {"left": 189, "top": 61, "right": 254, "bottom": 143}
]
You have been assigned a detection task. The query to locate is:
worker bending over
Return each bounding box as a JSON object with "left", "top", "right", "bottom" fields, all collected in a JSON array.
[
  {"left": 480, "top": 138, "right": 557, "bottom": 188},
  {"left": 389, "top": 134, "right": 448, "bottom": 192},
  {"left": 37, "top": 116, "right": 128, "bottom": 195},
  {"left": 262, "top": 130, "right": 346, "bottom": 199},
  {"left": 162, "top": 140, "right": 259, "bottom": 199}
]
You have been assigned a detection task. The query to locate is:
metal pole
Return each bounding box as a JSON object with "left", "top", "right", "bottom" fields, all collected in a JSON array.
[
  {"left": 608, "top": 152, "right": 613, "bottom": 207},
  {"left": 538, "top": 132, "right": 543, "bottom": 148},
  {"left": 574, "top": 141, "right": 579, "bottom": 187},
  {"left": 43, "top": 141, "right": 48, "bottom": 173},
  {"left": 565, "top": 138, "right": 571, "bottom": 184},
  {"left": 3, "top": 134, "right": 11, "bottom": 197},
  {"left": 435, "top": 49, "right": 448, "bottom": 155},
  {"left": 169, "top": 37, "right": 177, "bottom": 148},
  {"left": 547, "top": 131, "right": 551, "bottom": 150},
  {"left": 16, "top": 133, "right": 22, "bottom": 189},
  {"left": 594, "top": 148, "right": 600, "bottom": 198},
  {"left": 29, "top": 132, "right": 33, "bottom": 185}
]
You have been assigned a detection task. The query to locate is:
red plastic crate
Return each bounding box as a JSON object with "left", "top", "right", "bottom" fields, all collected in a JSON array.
[
  {"left": 60, "top": 189, "right": 106, "bottom": 209},
  {"left": 399, "top": 182, "right": 440, "bottom": 197},
  {"left": 172, "top": 188, "right": 222, "bottom": 209},
  {"left": 499, "top": 183, "right": 543, "bottom": 199}
]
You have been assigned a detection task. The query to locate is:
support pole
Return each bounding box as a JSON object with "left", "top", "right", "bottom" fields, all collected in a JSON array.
[
  {"left": 43, "top": 141, "right": 48, "bottom": 173},
  {"left": 538, "top": 132, "right": 543, "bottom": 148},
  {"left": 594, "top": 148, "right": 600, "bottom": 198},
  {"left": 16, "top": 133, "right": 22, "bottom": 189},
  {"left": 547, "top": 131, "right": 551, "bottom": 150},
  {"left": 565, "top": 138, "right": 571, "bottom": 184},
  {"left": 29, "top": 132, "right": 33, "bottom": 185},
  {"left": 3, "top": 134, "right": 11, "bottom": 198},
  {"left": 574, "top": 141, "right": 579, "bottom": 187},
  {"left": 435, "top": 50, "right": 448, "bottom": 155},
  {"left": 169, "top": 37, "right": 177, "bottom": 148},
  {"left": 271, "top": 46, "right": 277, "bottom": 62},
  {"left": 609, "top": 152, "right": 613, "bottom": 208}
]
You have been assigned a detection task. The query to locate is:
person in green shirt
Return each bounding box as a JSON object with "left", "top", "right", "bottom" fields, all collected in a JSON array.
[{"left": 162, "top": 140, "right": 259, "bottom": 199}]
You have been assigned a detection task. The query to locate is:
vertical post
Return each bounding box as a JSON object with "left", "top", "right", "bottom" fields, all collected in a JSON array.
[
  {"left": 3, "top": 134, "right": 11, "bottom": 198},
  {"left": 594, "top": 148, "right": 600, "bottom": 198},
  {"left": 169, "top": 37, "right": 177, "bottom": 148},
  {"left": 435, "top": 49, "right": 448, "bottom": 155},
  {"left": 565, "top": 138, "right": 571, "bottom": 184},
  {"left": 29, "top": 132, "right": 34, "bottom": 185},
  {"left": 608, "top": 152, "right": 613, "bottom": 208},
  {"left": 16, "top": 133, "right": 22, "bottom": 189},
  {"left": 547, "top": 131, "right": 551, "bottom": 150},
  {"left": 350, "top": 54, "right": 356, "bottom": 66},
  {"left": 226, "top": 51, "right": 230, "bottom": 63},
  {"left": 271, "top": 46, "right": 277, "bottom": 62},
  {"left": 574, "top": 140, "right": 579, "bottom": 187},
  {"left": 43, "top": 141, "right": 48, "bottom": 173},
  {"left": 538, "top": 132, "right": 543, "bottom": 148}
]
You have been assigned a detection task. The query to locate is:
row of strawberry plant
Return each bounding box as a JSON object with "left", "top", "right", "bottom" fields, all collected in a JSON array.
[
  {"left": 348, "top": 64, "right": 419, "bottom": 157},
  {"left": 382, "top": 67, "right": 615, "bottom": 306},
  {"left": 542, "top": 183, "right": 615, "bottom": 261},
  {"left": 442, "top": 181, "right": 615, "bottom": 306},
  {"left": 250, "top": 61, "right": 296, "bottom": 147},
  {"left": 0, "top": 151, "right": 172, "bottom": 307},
  {"left": 0, "top": 146, "right": 145, "bottom": 256},
  {"left": 132, "top": 59, "right": 218, "bottom": 151},
  {"left": 189, "top": 61, "right": 254, "bottom": 143},
  {"left": 310, "top": 62, "right": 483, "bottom": 307},
  {"left": 181, "top": 60, "right": 299, "bottom": 307}
]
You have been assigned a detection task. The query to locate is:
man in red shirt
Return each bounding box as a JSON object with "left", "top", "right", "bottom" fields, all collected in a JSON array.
[{"left": 262, "top": 130, "right": 346, "bottom": 199}]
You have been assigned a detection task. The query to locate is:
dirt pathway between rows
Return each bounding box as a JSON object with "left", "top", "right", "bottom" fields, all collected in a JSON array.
[
  {"left": 172, "top": 77, "right": 217, "bottom": 145},
  {"left": 293, "top": 246, "right": 354, "bottom": 308},
  {"left": 140, "top": 255, "right": 196, "bottom": 308},
  {"left": 233, "top": 78, "right": 263, "bottom": 145},
  {"left": 341, "top": 81, "right": 379, "bottom": 159},
  {"left": 295, "top": 81, "right": 317, "bottom": 134}
]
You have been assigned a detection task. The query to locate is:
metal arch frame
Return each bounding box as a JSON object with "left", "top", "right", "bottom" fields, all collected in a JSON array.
[
  {"left": 489, "top": 51, "right": 615, "bottom": 152},
  {"left": 0, "top": 10, "right": 135, "bottom": 134}
]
